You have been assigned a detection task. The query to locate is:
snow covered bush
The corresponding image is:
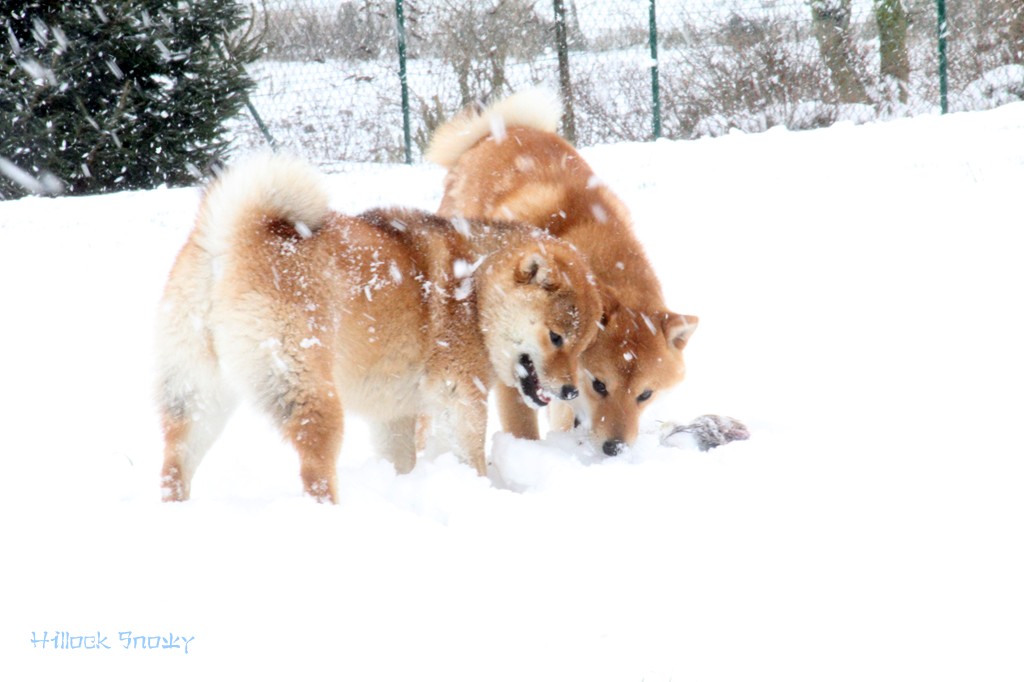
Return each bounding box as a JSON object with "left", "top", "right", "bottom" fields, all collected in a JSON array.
[
  {"left": 1, "top": 0, "right": 259, "bottom": 199},
  {"left": 658, "top": 13, "right": 845, "bottom": 139}
]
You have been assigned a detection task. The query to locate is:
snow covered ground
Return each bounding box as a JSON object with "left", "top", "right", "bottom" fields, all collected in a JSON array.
[{"left": 2, "top": 104, "right": 1022, "bottom": 681}]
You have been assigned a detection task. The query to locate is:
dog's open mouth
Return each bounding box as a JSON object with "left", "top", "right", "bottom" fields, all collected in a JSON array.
[{"left": 516, "top": 354, "right": 553, "bottom": 408}]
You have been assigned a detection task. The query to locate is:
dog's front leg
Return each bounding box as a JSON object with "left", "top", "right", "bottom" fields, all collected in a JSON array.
[
  {"left": 372, "top": 415, "right": 419, "bottom": 474},
  {"left": 548, "top": 400, "right": 576, "bottom": 432},
  {"left": 453, "top": 391, "right": 489, "bottom": 476},
  {"left": 495, "top": 383, "right": 541, "bottom": 440}
]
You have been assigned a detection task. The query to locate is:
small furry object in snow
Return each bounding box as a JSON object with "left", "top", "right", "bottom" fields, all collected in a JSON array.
[{"left": 659, "top": 415, "right": 750, "bottom": 452}]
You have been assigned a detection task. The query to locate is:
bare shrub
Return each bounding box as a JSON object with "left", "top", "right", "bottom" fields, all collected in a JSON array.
[
  {"left": 657, "top": 13, "right": 843, "bottom": 140},
  {"left": 261, "top": 0, "right": 394, "bottom": 61},
  {"left": 941, "top": 0, "right": 1024, "bottom": 100},
  {"left": 570, "top": 65, "right": 653, "bottom": 146},
  {"left": 419, "top": 0, "right": 552, "bottom": 107}
]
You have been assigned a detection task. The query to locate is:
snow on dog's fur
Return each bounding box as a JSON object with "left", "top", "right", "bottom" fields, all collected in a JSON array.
[
  {"left": 428, "top": 89, "right": 698, "bottom": 456},
  {"left": 156, "top": 154, "right": 601, "bottom": 502}
]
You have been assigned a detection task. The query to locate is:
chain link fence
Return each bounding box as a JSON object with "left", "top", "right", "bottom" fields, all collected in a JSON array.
[{"left": 229, "top": 0, "right": 1024, "bottom": 167}]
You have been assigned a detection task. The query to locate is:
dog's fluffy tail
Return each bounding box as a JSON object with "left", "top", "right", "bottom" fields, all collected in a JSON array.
[
  {"left": 425, "top": 87, "right": 563, "bottom": 169},
  {"left": 195, "top": 153, "right": 331, "bottom": 254}
]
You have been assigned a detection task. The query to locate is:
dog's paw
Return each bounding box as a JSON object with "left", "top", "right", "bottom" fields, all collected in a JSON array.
[{"left": 659, "top": 414, "right": 750, "bottom": 452}]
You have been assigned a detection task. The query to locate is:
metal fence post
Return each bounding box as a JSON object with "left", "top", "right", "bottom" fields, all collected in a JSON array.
[
  {"left": 936, "top": 0, "right": 948, "bottom": 114},
  {"left": 648, "top": 0, "right": 661, "bottom": 140},
  {"left": 552, "top": 0, "right": 577, "bottom": 145},
  {"left": 394, "top": 0, "right": 412, "bottom": 163}
]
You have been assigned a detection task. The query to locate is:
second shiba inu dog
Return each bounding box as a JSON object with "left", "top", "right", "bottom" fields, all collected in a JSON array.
[{"left": 428, "top": 89, "right": 698, "bottom": 455}]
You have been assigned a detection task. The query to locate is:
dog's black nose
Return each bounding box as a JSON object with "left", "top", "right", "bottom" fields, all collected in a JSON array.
[
  {"left": 602, "top": 439, "right": 625, "bottom": 456},
  {"left": 560, "top": 384, "right": 578, "bottom": 400}
]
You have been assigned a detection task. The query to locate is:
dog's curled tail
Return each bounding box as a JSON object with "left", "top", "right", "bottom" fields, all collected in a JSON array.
[
  {"left": 425, "top": 87, "right": 563, "bottom": 169},
  {"left": 196, "top": 153, "right": 331, "bottom": 253}
]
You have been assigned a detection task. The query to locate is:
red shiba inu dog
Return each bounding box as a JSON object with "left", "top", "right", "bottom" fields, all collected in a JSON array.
[
  {"left": 427, "top": 89, "right": 698, "bottom": 455},
  {"left": 156, "top": 153, "right": 600, "bottom": 502}
]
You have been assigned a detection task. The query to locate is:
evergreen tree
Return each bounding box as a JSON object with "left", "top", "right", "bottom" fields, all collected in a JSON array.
[{"left": 1, "top": 0, "right": 259, "bottom": 199}]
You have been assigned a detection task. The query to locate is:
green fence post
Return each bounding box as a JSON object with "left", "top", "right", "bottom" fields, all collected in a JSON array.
[
  {"left": 245, "top": 98, "right": 279, "bottom": 151},
  {"left": 394, "top": 0, "right": 412, "bottom": 163},
  {"left": 648, "top": 0, "right": 661, "bottom": 140},
  {"left": 553, "top": 0, "right": 577, "bottom": 145},
  {"left": 936, "top": 0, "right": 948, "bottom": 114}
]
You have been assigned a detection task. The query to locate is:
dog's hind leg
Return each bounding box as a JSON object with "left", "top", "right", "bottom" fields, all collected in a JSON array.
[
  {"left": 276, "top": 386, "right": 344, "bottom": 503},
  {"left": 156, "top": 301, "right": 236, "bottom": 500},
  {"left": 157, "top": 240, "right": 237, "bottom": 501},
  {"left": 257, "top": 347, "right": 343, "bottom": 502},
  {"left": 222, "top": 304, "right": 344, "bottom": 502},
  {"left": 158, "top": 378, "right": 236, "bottom": 502}
]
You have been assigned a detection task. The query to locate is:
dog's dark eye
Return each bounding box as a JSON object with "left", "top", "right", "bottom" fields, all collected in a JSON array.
[
  {"left": 592, "top": 378, "right": 608, "bottom": 397},
  {"left": 549, "top": 330, "right": 563, "bottom": 348},
  {"left": 637, "top": 389, "right": 653, "bottom": 403}
]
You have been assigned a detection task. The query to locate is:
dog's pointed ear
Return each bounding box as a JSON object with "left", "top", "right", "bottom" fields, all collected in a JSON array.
[
  {"left": 514, "top": 251, "right": 555, "bottom": 289},
  {"left": 663, "top": 313, "right": 698, "bottom": 350}
]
